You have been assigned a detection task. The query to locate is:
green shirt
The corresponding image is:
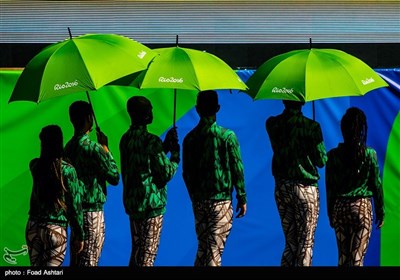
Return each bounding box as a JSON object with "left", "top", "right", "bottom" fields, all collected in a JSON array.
[
  {"left": 326, "top": 143, "right": 385, "bottom": 222},
  {"left": 119, "top": 125, "right": 179, "bottom": 219},
  {"left": 64, "top": 133, "right": 120, "bottom": 212},
  {"left": 182, "top": 117, "right": 247, "bottom": 204},
  {"left": 28, "top": 159, "right": 85, "bottom": 240},
  {"left": 266, "top": 108, "right": 327, "bottom": 185}
]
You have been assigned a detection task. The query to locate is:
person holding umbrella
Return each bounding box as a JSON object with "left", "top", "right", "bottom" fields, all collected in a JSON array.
[
  {"left": 64, "top": 100, "right": 120, "bottom": 266},
  {"left": 265, "top": 100, "right": 327, "bottom": 266},
  {"left": 119, "top": 96, "right": 180, "bottom": 267},
  {"left": 26, "top": 125, "right": 84, "bottom": 266},
  {"left": 325, "top": 107, "right": 384, "bottom": 266},
  {"left": 182, "top": 90, "right": 247, "bottom": 266}
]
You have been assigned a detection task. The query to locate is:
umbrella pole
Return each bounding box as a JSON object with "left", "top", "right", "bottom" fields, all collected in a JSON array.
[
  {"left": 85, "top": 91, "right": 100, "bottom": 131},
  {"left": 312, "top": 100, "right": 315, "bottom": 121},
  {"left": 310, "top": 38, "right": 316, "bottom": 121},
  {"left": 173, "top": 88, "right": 177, "bottom": 128},
  {"left": 173, "top": 34, "right": 178, "bottom": 128}
]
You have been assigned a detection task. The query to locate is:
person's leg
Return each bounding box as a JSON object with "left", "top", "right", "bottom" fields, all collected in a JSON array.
[
  {"left": 207, "top": 200, "right": 233, "bottom": 266},
  {"left": 72, "top": 211, "right": 105, "bottom": 266},
  {"left": 293, "top": 184, "right": 319, "bottom": 266},
  {"left": 275, "top": 180, "right": 297, "bottom": 266},
  {"left": 129, "top": 215, "right": 164, "bottom": 267},
  {"left": 348, "top": 198, "right": 373, "bottom": 266},
  {"left": 193, "top": 200, "right": 233, "bottom": 266},
  {"left": 129, "top": 216, "right": 140, "bottom": 267},
  {"left": 140, "top": 215, "right": 163, "bottom": 266},
  {"left": 333, "top": 199, "right": 352, "bottom": 266},
  {"left": 193, "top": 201, "right": 208, "bottom": 266},
  {"left": 26, "top": 221, "right": 67, "bottom": 266},
  {"left": 25, "top": 220, "right": 42, "bottom": 266},
  {"left": 42, "top": 224, "right": 67, "bottom": 266}
]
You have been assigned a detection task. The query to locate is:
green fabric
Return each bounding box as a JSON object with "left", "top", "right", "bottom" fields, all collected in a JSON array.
[
  {"left": 28, "top": 159, "right": 85, "bottom": 241},
  {"left": 182, "top": 117, "right": 247, "bottom": 204},
  {"left": 381, "top": 111, "right": 400, "bottom": 266},
  {"left": 245, "top": 48, "right": 388, "bottom": 102},
  {"left": 266, "top": 107, "right": 328, "bottom": 184},
  {"left": 0, "top": 70, "right": 195, "bottom": 266},
  {"left": 120, "top": 125, "right": 179, "bottom": 219},
  {"left": 9, "top": 34, "right": 156, "bottom": 103},
  {"left": 64, "top": 133, "right": 120, "bottom": 212},
  {"left": 325, "top": 144, "right": 385, "bottom": 225}
]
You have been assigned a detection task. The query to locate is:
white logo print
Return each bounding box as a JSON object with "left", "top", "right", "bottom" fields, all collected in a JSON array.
[
  {"left": 272, "top": 87, "right": 294, "bottom": 94},
  {"left": 362, "top": 77, "right": 375, "bottom": 85},
  {"left": 3, "top": 245, "right": 28, "bottom": 265},
  {"left": 137, "top": 51, "right": 147, "bottom": 59},
  {"left": 54, "top": 80, "right": 79, "bottom": 91},
  {"left": 159, "top": 77, "right": 184, "bottom": 83}
]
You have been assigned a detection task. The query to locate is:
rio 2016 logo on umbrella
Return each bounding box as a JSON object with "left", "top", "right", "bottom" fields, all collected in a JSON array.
[
  {"left": 54, "top": 80, "right": 79, "bottom": 91},
  {"left": 272, "top": 87, "right": 294, "bottom": 94},
  {"left": 158, "top": 77, "right": 184, "bottom": 83},
  {"left": 362, "top": 77, "right": 375, "bottom": 85}
]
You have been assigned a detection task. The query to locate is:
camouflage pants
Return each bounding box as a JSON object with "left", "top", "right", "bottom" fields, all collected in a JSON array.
[
  {"left": 193, "top": 200, "right": 233, "bottom": 266},
  {"left": 275, "top": 179, "right": 320, "bottom": 266},
  {"left": 25, "top": 220, "right": 67, "bottom": 266},
  {"left": 332, "top": 197, "right": 373, "bottom": 266},
  {"left": 129, "top": 215, "right": 163, "bottom": 267},
  {"left": 70, "top": 211, "right": 105, "bottom": 267}
]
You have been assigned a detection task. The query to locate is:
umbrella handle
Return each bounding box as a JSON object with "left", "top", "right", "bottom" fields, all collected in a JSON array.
[
  {"left": 85, "top": 91, "right": 100, "bottom": 131},
  {"left": 173, "top": 32, "right": 178, "bottom": 126},
  {"left": 173, "top": 89, "right": 177, "bottom": 128}
]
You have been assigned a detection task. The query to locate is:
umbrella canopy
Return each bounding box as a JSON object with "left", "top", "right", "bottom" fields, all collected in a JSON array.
[
  {"left": 9, "top": 33, "right": 156, "bottom": 104},
  {"left": 245, "top": 48, "right": 388, "bottom": 102},
  {"left": 132, "top": 46, "right": 247, "bottom": 91},
  {"left": 124, "top": 46, "right": 248, "bottom": 126},
  {"left": 8, "top": 32, "right": 156, "bottom": 130}
]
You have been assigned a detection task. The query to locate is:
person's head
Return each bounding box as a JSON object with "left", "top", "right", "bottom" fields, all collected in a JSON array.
[
  {"left": 341, "top": 107, "right": 367, "bottom": 147},
  {"left": 127, "top": 96, "right": 153, "bottom": 125},
  {"left": 283, "top": 100, "right": 305, "bottom": 110},
  {"left": 69, "top": 101, "right": 94, "bottom": 132},
  {"left": 37, "top": 125, "right": 67, "bottom": 211},
  {"left": 196, "top": 90, "right": 220, "bottom": 117},
  {"left": 39, "top": 125, "right": 63, "bottom": 160}
]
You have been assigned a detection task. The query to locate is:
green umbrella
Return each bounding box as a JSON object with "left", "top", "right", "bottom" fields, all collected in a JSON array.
[
  {"left": 245, "top": 48, "right": 388, "bottom": 103},
  {"left": 9, "top": 31, "right": 156, "bottom": 129},
  {"left": 126, "top": 46, "right": 248, "bottom": 126}
]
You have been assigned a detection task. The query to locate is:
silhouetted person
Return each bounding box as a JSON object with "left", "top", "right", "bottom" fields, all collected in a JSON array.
[
  {"left": 266, "top": 100, "right": 327, "bottom": 266},
  {"left": 120, "top": 96, "right": 180, "bottom": 266},
  {"left": 64, "top": 101, "right": 119, "bottom": 266},
  {"left": 326, "top": 107, "right": 384, "bottom": 266},
  {"left": 183, "top": 90, "right": 247, "bottom": 266},
  {"left": 26, "top": 125, "right": 84, "bottom": 266}
]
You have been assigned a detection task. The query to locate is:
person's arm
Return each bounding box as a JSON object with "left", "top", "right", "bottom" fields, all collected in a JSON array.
[
  {"left": 265, "top": 117, "right": 278, "bottom": 152},
  {"left": 63, "top": 164, "right": 85, "bottom": 253},
  {"left": 227, "top": 132, "right": 247, "bottom": 218},
  {"left": 119, "top": 134, "right": 130, "bottom": 210},
  {"left": 182, "top": 136, "right": 194, "bottom": 201},
  {"left": 93, "top": 132, "right": 120, "bottom": 186},
  {"left": 151, "top": 136, "right": 179, "bottom": 189},
  {"left": 368, "top": 149, "right": 385, "bottom": 229},
  {"left": 163, "top": 127, "right": 180, "bottom": 164},
  {"left": 325, "top": 152, "right": 335, "bottom": 228},
  {"left": 312, "top": 124, "right": 328, "bottom": 168}
]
